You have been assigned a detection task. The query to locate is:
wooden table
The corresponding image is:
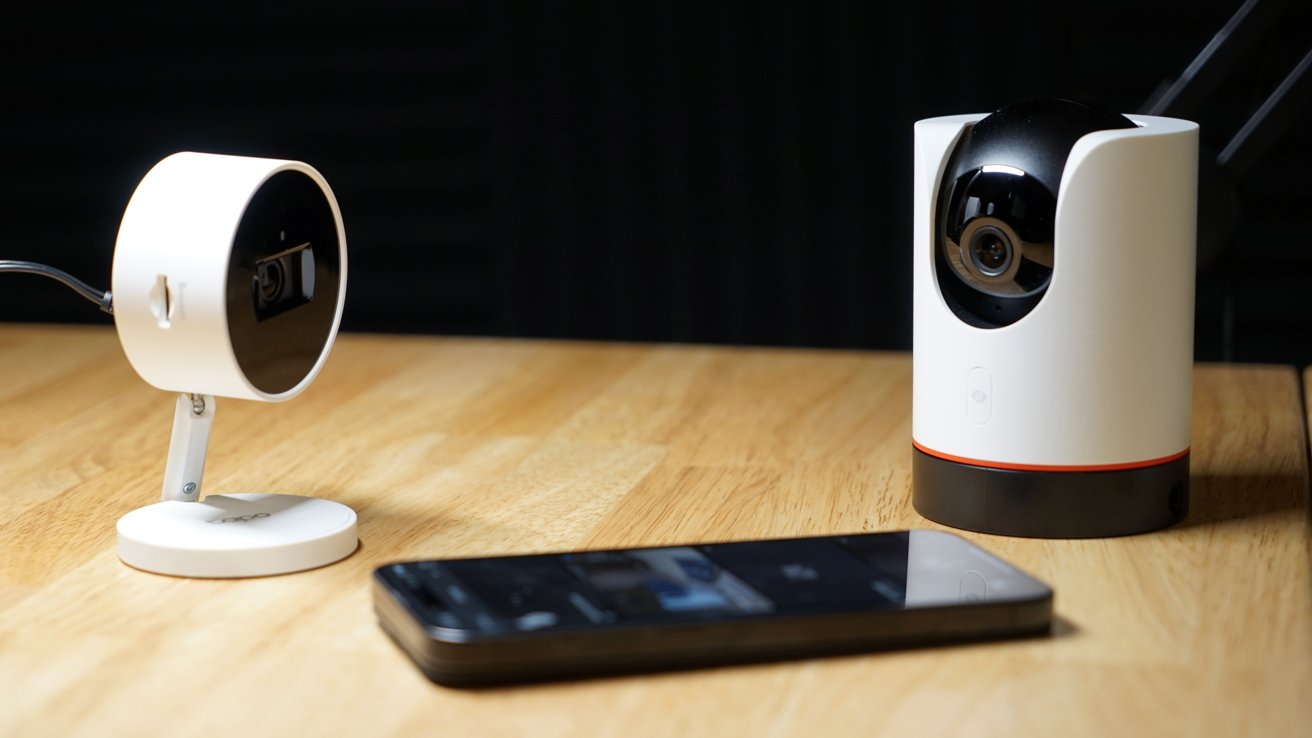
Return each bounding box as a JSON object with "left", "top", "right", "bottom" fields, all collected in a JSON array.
[{"left": 2, "top": 325, "right": 1308, "bottom": 737}]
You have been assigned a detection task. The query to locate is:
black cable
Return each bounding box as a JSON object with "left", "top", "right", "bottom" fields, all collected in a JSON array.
[{"left": 0, "top": 260, "right": 113, "bottom": 314}]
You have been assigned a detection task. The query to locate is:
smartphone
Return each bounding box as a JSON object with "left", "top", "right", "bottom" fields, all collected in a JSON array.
[{"left": 373, "top": 530, "right": 1052, "bottom": 686}]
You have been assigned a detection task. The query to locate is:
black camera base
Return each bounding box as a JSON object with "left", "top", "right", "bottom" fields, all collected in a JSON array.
[{"left": 911, "top": 447, "right": 1188, "bottom": 538}]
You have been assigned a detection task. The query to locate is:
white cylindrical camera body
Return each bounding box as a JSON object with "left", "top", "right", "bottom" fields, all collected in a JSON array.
[
  {"left": 912, "top": 105, "right": 1197, "bottom": 537},
  {"left": 113, "top": 152, "right": 347, "bottom": 402}
]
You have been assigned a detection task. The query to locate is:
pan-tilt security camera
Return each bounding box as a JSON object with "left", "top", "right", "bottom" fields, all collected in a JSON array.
[
  {"left": 113, "top": 152, "right": 357, "bottom": 576},
  {"left": 912, "top": 99, "right": 1198, "bottom": 537}
]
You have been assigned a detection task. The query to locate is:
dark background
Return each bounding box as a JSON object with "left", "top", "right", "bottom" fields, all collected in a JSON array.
[{"left": 1, "top": 1, "right": 1309, "bottom": 364}]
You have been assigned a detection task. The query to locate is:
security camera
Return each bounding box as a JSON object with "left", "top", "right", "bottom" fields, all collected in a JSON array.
[
  {"left": 113, "top": 152, "right": 357, "bottom": 576},
  {"left": 113, "top": 152, "right": 344, "bottom": 400},
  {"left": 912, "top": 99, "right": 1198, "bottom": 537}
]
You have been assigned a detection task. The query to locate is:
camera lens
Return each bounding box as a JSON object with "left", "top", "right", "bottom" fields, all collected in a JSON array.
[
  {"left": 255, "top": 261, "right": 284, "bottom": 302},
  {"left": 968, "top": 226, "right": 1013, "bottom": 277}
]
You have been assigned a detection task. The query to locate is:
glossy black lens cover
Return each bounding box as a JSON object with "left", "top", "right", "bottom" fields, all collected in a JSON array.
[
  {"left": 934, "top": 99, "right": 1135, "bottom": 328},
  {"left": 226, "top": 171, "right": 342, "bottom": 394}
]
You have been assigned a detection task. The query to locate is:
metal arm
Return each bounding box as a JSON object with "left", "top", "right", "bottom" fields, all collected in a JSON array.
[{"left": 161, "top": 393, "right": 215, "bottom": 502}]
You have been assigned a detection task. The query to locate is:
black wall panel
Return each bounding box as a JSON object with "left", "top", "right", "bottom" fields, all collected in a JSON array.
[{"left": 0, "top": 1, "right": 1308, "bottom": 363}]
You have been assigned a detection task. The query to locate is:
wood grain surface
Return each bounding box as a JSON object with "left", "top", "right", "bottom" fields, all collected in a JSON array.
[{"left": 1, "top": 325, "right": 1308, "bottom": 738}]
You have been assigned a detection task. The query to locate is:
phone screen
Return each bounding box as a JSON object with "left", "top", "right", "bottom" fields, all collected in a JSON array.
[{"left": 383, "top": 531, "right": 1047, "bottom": 635}]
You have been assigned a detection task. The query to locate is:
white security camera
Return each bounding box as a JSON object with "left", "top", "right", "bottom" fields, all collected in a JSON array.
[
  {"left": 912, "top": 99, "right": 1197, "bottom": 537},
  {"left": 113, "top": 152, "right": 357, "bottom": 576}
]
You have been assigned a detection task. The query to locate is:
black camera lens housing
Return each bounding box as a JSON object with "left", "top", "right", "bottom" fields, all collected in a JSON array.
[
  {"left": 940, "top": 167, "right": 1057, "bottom": 303},
  {"left": 968, "top": 226, "right": 1012, "bottom": 276},
  {"left": 256, "top": 260, "right": 284, "bottom": 301},
  {"left": 252, "top": 240, "right": 315, "bottom": 321},
  {"left": 935, "top": 99, "right": 1135, "bottom": 328},
  {"left": 226, "top": 170, "right": 342, "bottom": 395}
]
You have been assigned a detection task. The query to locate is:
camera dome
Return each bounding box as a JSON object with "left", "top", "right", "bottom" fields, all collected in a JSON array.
[{"left": 935, "top": 99, "right": 1135, "bottom": 328}]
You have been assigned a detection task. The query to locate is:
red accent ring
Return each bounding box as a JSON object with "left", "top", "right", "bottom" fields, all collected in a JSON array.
[{"left": 912, "top": 440, "right": 1190, "bottom": 473}]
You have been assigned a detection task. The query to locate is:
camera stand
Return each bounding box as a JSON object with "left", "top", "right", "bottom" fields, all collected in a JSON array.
[{"left": 116, "top": 393, "right": 358, "bottom": 577}]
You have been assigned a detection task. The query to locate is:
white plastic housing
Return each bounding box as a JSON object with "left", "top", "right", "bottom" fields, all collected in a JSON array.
[
  {"left": 162, "top": 393, "right": 214, "bottom": 501},
  {"left": 118, "top": 493, "right": 358, "bottom": 578},
  {"left": 913, "top": 114, "right": 1197, "bottom": 469},
  {"left": 112, "top": 152, "right": 347, "bottom": 401}
]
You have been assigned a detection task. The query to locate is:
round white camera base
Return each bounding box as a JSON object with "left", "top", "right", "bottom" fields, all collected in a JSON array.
[{"left": 117, "top": 493, "right": 358, "bottom": 578}]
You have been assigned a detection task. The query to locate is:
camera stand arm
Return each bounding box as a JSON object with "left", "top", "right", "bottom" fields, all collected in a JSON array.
[{"left": 161, "top": 393, "right": 214, "bottom": 502}]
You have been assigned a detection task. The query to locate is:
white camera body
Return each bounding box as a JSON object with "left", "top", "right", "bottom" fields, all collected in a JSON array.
[
  {"left": 112, "top": 152, "right": 357, "bottom": 577},
  {"left": 114, "top": 152, "right": 346, "bottom": 401},
  {"left": 912, "top": 101, "right": 1198, "bottom": 537}
]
